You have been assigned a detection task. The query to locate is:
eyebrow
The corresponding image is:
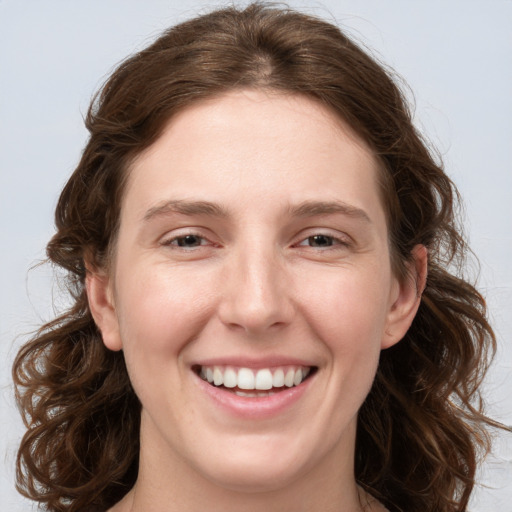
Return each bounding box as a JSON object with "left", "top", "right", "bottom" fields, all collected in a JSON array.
[
  {"left": 142, "top": 198, "right": 371, "bottom": 224},
  {"left": 143, "top": 199, "right": 230, "bottom": 222},
  {"left": 287, "top": 200, "right": 372, "bottom": 223}
]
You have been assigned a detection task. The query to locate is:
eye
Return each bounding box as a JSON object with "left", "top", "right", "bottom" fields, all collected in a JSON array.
[
  {"left": 297, "top": 234, "right": 348, "bottom": 248},
  {"left": 162, "top": 233, "right": 209, "bottom": 249},
  {"left": 302, "top": 234, "right": 335, "bottom": 247}
]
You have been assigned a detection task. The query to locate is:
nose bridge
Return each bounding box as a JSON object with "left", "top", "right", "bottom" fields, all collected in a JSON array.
[{"left": 219, "top": 237, "right": 292, "bottom": 334}]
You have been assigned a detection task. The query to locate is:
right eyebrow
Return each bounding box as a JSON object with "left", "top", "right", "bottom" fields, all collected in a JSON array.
[{"left": 142, "top": 199, "right": 230, "bottom": 222}]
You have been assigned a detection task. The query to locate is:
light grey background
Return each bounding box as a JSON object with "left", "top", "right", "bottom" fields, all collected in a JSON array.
[{"left": 1, "top": 0, "right": 511, "bottom": 510}]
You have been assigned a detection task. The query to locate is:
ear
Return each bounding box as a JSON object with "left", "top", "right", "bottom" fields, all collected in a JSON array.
[
  {"left": 86, "top": 270, "right": 123, "bottom": 351},
  {"left": 381, "top": 244, "right": 428, "bottom": 349}
]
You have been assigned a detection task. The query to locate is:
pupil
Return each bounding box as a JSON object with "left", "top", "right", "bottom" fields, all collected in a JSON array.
[
  {"left": 310, "top": 235, "right": 332, "bottom": 247},
  {"left": 178, "top": 235, "right": 200, "bottom": 247}
]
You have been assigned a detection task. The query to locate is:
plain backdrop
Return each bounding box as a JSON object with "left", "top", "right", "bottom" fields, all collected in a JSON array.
[{"left": 1, "top": 0, "right": 511, "bottom": 510}]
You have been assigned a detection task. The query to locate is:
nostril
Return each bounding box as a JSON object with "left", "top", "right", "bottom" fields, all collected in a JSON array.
[{"left": 226, "top": 322, "right": 247, "bottom": 332}]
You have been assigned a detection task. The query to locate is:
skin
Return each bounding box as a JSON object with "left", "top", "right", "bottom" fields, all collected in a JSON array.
[{"left": 87, "top": 90, "right": 426, "bottom": 512}]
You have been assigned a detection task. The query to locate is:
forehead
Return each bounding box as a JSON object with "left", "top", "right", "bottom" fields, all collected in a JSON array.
[
  {"left": 123, "top": 90, "right": 385, "bottom": 227},
  {"left": 133, "top": 89, "right": 375, "bottom": 167}
]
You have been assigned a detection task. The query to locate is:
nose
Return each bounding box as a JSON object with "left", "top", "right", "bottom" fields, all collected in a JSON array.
[{"left": 218, "top": 245, "right": 294, "bottom": 335}]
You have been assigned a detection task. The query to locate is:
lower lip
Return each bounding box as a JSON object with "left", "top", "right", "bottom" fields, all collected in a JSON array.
[{"left": 194, "top": 372, "right": 313, "bottom": 419}]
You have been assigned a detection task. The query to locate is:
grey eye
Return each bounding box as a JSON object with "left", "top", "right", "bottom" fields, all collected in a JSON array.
[
  {"left": 307, "top": 235, "right": 335, "bottom": 247},
  {"left": 175, "top": 235, "right": 204, "bottom": 247}
]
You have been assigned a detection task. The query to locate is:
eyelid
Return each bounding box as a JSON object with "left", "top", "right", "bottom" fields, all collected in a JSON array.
[
  {"left": 158, "top": 227, "right": 352, "bottom": 250},
  {"left": 293, "top": 229, "right": 353, "bottom": 249},
  {"left": 159, "top": 229, "right": 216, "bottom": 248}
]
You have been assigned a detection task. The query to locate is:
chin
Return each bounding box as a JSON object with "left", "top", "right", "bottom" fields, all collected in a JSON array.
[
  {"left": 202, "top": 460, "right": 305, "bottom": 494},
  {"left": 190, "top": 435, "right": 322, "bottom": 494}
]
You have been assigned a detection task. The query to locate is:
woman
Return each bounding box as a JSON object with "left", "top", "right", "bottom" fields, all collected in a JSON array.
[{"left": 12, "top": 3, "right": 509, "bottom": 511}]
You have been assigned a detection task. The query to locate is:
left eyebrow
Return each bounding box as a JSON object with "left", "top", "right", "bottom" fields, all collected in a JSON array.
[
  {"left": 287, "top": 200, "right": 372, "bottom": 224},
  {"left": 142, "top": 199, "right": 230, "bottom": 222}
]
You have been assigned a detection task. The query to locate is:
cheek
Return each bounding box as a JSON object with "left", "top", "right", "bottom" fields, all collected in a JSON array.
[
  {"left": 114, "top": 263, "right": 216, "bottom": 357},
  {"left": 298, "top": 264, "right": 393, "bottom": 352},
  {"left": 112, "top": 264, "right": 218, "bottom": 415},
  {"left": 288, "top": 267, "right": 392, "bottom": 446}
]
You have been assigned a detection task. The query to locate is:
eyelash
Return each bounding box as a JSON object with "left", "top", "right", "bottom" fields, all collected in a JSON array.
[
  {"left": 161, "top": 232, "right": 212, "bottom": 249},
  {"left": 294, "top": 233, "right": 350, "bottom": 250},
  {"left": 160, "top": 231, "right": 351, "bottom": 251}
]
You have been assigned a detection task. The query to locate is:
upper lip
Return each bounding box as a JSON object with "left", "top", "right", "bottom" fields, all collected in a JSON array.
[{"left": 192, "top": 356, "right": 318, "bottom": 370}]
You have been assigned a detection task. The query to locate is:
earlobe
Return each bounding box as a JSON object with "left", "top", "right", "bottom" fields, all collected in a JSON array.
[
  {"left": 382, "top": 244, "right": 428, "bottom": 349},
  {"left": 85, "top": 270, "right": 123, "bottom": 352}
]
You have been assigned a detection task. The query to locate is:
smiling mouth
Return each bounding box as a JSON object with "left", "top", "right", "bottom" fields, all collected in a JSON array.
[{"left": 194, "top": 365, "right": 316, "bottom": 397}]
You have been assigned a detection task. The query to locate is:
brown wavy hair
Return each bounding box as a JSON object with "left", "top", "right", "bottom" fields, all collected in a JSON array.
[{"left": 13, "top": 3, "right": 509, "bottom": 511}]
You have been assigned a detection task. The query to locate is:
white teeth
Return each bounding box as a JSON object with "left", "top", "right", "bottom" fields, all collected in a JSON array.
[
  {"left": 199, "top": 365, "right": 312, "bottom": 391},
  {"left": 223, "top": 367, "right": 237, "bottom": 388},
  {"left": 213, "top": 367, "right": 223, "bottom": 386},
  {"left": 237, "top": 368, "right": 255, "bottom": 390},
  {"left": 284, "top": 368, "right": 295, "bottom": 387},
  {"left": 255, "top": 369, "right": 273, "bottom": 390},
  {"left": 272, "top": 368, "right": 285, "bottom": 387}
]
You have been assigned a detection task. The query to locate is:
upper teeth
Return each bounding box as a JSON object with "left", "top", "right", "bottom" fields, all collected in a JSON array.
[{"left": 199, "top": 366, "right": 311, "bottom": 390}]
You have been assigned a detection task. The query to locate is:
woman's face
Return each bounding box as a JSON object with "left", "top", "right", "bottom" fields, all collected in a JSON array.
[{"left": 89, "top": 90, "right": 421, "bottom": 493}]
